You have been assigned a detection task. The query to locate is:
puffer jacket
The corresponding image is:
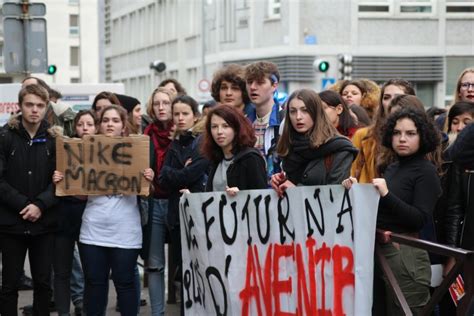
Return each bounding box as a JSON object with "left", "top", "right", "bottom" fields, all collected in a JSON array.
[{"left": 0, "top": 116, "right": 58, "bottom": 235}]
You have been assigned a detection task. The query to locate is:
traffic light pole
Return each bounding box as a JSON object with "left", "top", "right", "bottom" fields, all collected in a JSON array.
[{"left": 21, "top": 0, "right": 31, "bottom": 76}]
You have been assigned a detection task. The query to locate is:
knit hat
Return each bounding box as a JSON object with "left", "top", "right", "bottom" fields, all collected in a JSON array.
[{"left": 116, "top": 94, "right": 140, "bottom": 113}]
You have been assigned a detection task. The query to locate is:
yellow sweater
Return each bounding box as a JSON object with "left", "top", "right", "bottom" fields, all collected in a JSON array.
[{"left": 351, "top": 127, "right": 378, "bottom": 183}]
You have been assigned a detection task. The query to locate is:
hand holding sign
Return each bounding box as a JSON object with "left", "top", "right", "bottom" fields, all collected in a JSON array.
[{"left": 56, "top": 135, "right": 150, "bottom": 196}]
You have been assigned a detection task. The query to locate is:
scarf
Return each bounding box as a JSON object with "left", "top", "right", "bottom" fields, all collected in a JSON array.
[
  {"left": 144, "top": 122, "right": 173, "bottom": 197},
  {"left": 283, "top": 134, "right": 357, "bottom": 184}
]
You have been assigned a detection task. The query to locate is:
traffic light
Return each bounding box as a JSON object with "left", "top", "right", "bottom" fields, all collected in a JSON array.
[
  {"left": 337, "top": 54, "right": 352, "bottom": 80},
  {"left": 47, "top": 64, "right": 57, "bottom": 75},
  {"left": 313, "top": 59, "right": 330, "bottom": 73}
]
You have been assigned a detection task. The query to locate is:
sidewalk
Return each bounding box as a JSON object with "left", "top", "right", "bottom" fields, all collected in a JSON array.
[
  {"left": 18, "top": 283, "right": 180, "bottom": 315},
  {"left": 15, "top": 251, "right": 180, "bottom": 315}
]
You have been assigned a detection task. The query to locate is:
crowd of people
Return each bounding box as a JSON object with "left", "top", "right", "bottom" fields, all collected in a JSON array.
[{"left": 0, "top": 62, "right": 473, "bottom": 316}]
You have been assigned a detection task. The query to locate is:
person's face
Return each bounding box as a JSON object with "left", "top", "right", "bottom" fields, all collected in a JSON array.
[
  {"left": 100, "top": 109, "right": 124, "bottom": 136},
  {"left": 132, "top": 104, "right": 142, "bottom": 127},
  {"left": 22, "top": 78, "right": 39, "bottom": 87},
  {"left": 289, "top": 98, "right": 314, "bottom": 134},
  {"left": 75, "top": 114, "right": 97, "bottom": 137},
  {"left": 382, "top": 85, "right": 406, "bottom": 113},
  {"left": 451, "top": 112, "right": 473, "bottom": 134},
  {"left": 95, "top": 99, "right": 113, "bottom": 118},
  {"left": 322, "top": 101, "right": 343, "bottom": 127},
  {"left": 202, "top": 107, "right": 210, "bottom": 116},
  {"left": 392, "top": 118, "right": 420, "bottom": 157},
  {"left": 458, "top": 72, "right": 474, "bottom": 102},
  {"left": 219, "top": 80, "right": 244, "bottom": 109},
  {"left": 246, "top": 77, "right": 277, "bottom": 107},
  {"left": 20, "top": 94, "right": 47, "bottom": 125},
  {"left": 152, "top": 92, "right": 172, "bottom": 123},
  {"left": 173, "top": 102, "right": 197, "bottom": 132},
  {"left": 341, "top": 84, "right": 363, "bottom": 106},
  {"left": 164, "top": 82, "right": 178, "bottom": 95},
  {"left": 210, "top": 114, "right": 235, "bottom": 153}
]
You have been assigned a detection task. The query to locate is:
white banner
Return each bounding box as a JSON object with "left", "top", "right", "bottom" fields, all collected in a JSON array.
[{"left": 179, "top": 184, "right": 379, "bottom": 316}]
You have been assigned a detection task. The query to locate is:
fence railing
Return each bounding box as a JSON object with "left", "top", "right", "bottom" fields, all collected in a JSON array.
[{"left": 376, "top": 229, "right": 474, "bottom": 316}]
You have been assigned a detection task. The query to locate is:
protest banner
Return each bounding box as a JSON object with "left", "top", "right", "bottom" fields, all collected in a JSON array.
[
  {"left": 56, "top": 134, "right": 150, "bottom": 196},
  {"left": 179, "top": 184, "right": 379, "bottom": 316}
]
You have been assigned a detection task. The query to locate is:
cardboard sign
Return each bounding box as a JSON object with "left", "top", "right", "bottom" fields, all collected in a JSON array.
[
  {"left": 179, "top": 184, "right": 380, "bottom": 315},
  {"left": 56, "top": 135, "right": 150, "bottom": 196}
]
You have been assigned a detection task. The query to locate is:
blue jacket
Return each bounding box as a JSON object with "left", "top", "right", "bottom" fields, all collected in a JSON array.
[{"left": 245, "top": 102, "right": 283, "bottom": 182}]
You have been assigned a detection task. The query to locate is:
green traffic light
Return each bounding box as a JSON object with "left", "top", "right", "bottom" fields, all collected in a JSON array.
[
  {"left": 319, "top": 61, "right": 329, "bottom": 72},
  {"left": 47, "top": 65, "right": 57, "bottom": 75}
]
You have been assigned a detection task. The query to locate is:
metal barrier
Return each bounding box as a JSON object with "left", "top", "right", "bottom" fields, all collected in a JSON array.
[{"left": 376, "top": 229, "right": 474, "bottom": 316}]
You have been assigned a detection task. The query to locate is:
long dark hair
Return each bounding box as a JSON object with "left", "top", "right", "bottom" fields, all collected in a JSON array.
[
  {"left": 201, "top": 105, "right": 256, "bottom": 163},
  {"left": 319, "top": 90, "right": 357, "bottom": 136},
  {"left": 277, "top": 89, "right": 338, "bottom": 157}
]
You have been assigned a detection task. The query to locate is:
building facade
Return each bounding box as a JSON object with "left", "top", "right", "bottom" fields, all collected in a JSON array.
[
  {"left": 0, "top": 0, "right": 100, "bottom": 85},
  {"left": 103, "top": 0, "right": 474, "bottom": 106}
]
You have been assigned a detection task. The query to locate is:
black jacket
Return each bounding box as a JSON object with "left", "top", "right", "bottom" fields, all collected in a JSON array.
[
  {"left": 0, "top": 118, "right": 58, "bottom": 235},
  {"left": 441, "top": 163, "right": 474, "bottom": 250},
  {"left": 447, "top": 122, "right": 474, "bottom": 169},
  {"left": 205, "top": 147, "right": 267, "bottom": 192},
  {"left": 443, "top": 126, "right": 474, "bottom": 250},
  {"left": 158, "top": 132, "right": 209, "bottom": 228},
  {"left": 283, "top": 135, "right": 358, "bottom": 186}
]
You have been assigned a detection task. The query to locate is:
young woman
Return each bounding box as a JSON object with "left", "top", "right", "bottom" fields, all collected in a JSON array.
[
  {"left": 271, "top": 89, "right": 357, "bottom": 196},
  {"left": 351, "top": 79, "right": 416, "bottom": 183},
  {"left": 158, "top": 95, "right": 208, "bottom": 315},
  {"left": 53, "top": 110, "right": 97, "bottom": 316},
  {"left": 158, "top": 78, "right": 187, "bottom": 96},
  {"left": 452, "top": 68, "right": 474, "bottom": 104},
  {"left": 91, "top": 91, "right": 121, "bottom": 118},
  {"left": 319, "top": 90, "right": 358, "bottom": 138},
  {"left": 142, "top": 87, "right": 175, "bottom": 316},
  {"left": 343, "top": 108, "right": 442, "bottom": 315},
  {"left": 54, "top": 105, "right": 154, "bottom": 315},
  {"left": 339, "top": 79, "right": 380, "bottom": 119},
  {"left": 116, "top": 93, "right": 143, "bottom": 134},
  {"left": 436, "top": 102, "right": 474, "bottom": 314},
  {"left": 201, "top": 105, "right": 267, "bottom": 194}
]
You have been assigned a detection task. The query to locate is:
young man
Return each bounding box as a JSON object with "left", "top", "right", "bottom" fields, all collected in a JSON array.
[
  {"left": 211, "top": 63, "right": 253, "bottom": 115},
  {"left": 245, "top": 61, "right": 282, "bottom": 181},
  {"left": 0, "top": 84, "right": 58, "bottom": 315},
  {"left": 21, "top": 76, "right": 76, "bottom": 137}
]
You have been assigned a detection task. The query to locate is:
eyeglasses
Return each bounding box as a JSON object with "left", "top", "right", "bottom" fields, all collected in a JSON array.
[
  {"left": 152, "top": 101, "right": 171, "bottom": 107},
  {"left": 460, "top": 82, "right": 474, "bottom": 90}
]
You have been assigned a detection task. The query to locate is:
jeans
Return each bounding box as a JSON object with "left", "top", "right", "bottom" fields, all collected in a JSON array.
[
  {"left": 70, "top": 245, "right": 85, "bottom": 305},
  {"left": 53, "top": 235, "right": 85, "bottom": 315},
  {"left": 0, "top": 233, "right": 54, "bottom": 316},
  {"left": 79, "top": 243, "right": 139, "bottom": 316},
  {"left": 147, "top": 198, "right": 168, "bottom": 316}
]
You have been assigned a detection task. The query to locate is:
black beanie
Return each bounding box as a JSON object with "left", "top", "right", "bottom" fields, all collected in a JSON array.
[{"left": 116, "top": 94, "right": 140, "bottom": 113}]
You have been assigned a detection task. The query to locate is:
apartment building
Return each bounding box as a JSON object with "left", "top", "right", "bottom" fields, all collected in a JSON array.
[{"left": 103, "top": 0, "right": 474, "bottom": 106}]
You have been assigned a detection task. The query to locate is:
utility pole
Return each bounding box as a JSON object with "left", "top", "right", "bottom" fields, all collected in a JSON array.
[{"left": 2, "top": 0, "right": 48, "bottom": 74}]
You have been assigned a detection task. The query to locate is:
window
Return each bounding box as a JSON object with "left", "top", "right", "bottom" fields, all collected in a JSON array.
[
  {"left": 69, "top": 14, "right": 79, "bottom": 36},
  {"left": 70, "top": 47, "right": 80, "bottom": 66},
  {"left": 400, "top": 0, "right": 432, "bottom": 13},
  {"left": 358, "top": 0, "right": 391, "bottom": 13},
  {"left": 446, "top": 0, "right": 474, "bottom": 13},
  {"left": 267, "top": 0, "right": 281, "bottom": 19},
  {"left": 358, "top": 0, "right": 435, "bottom": 15}
]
